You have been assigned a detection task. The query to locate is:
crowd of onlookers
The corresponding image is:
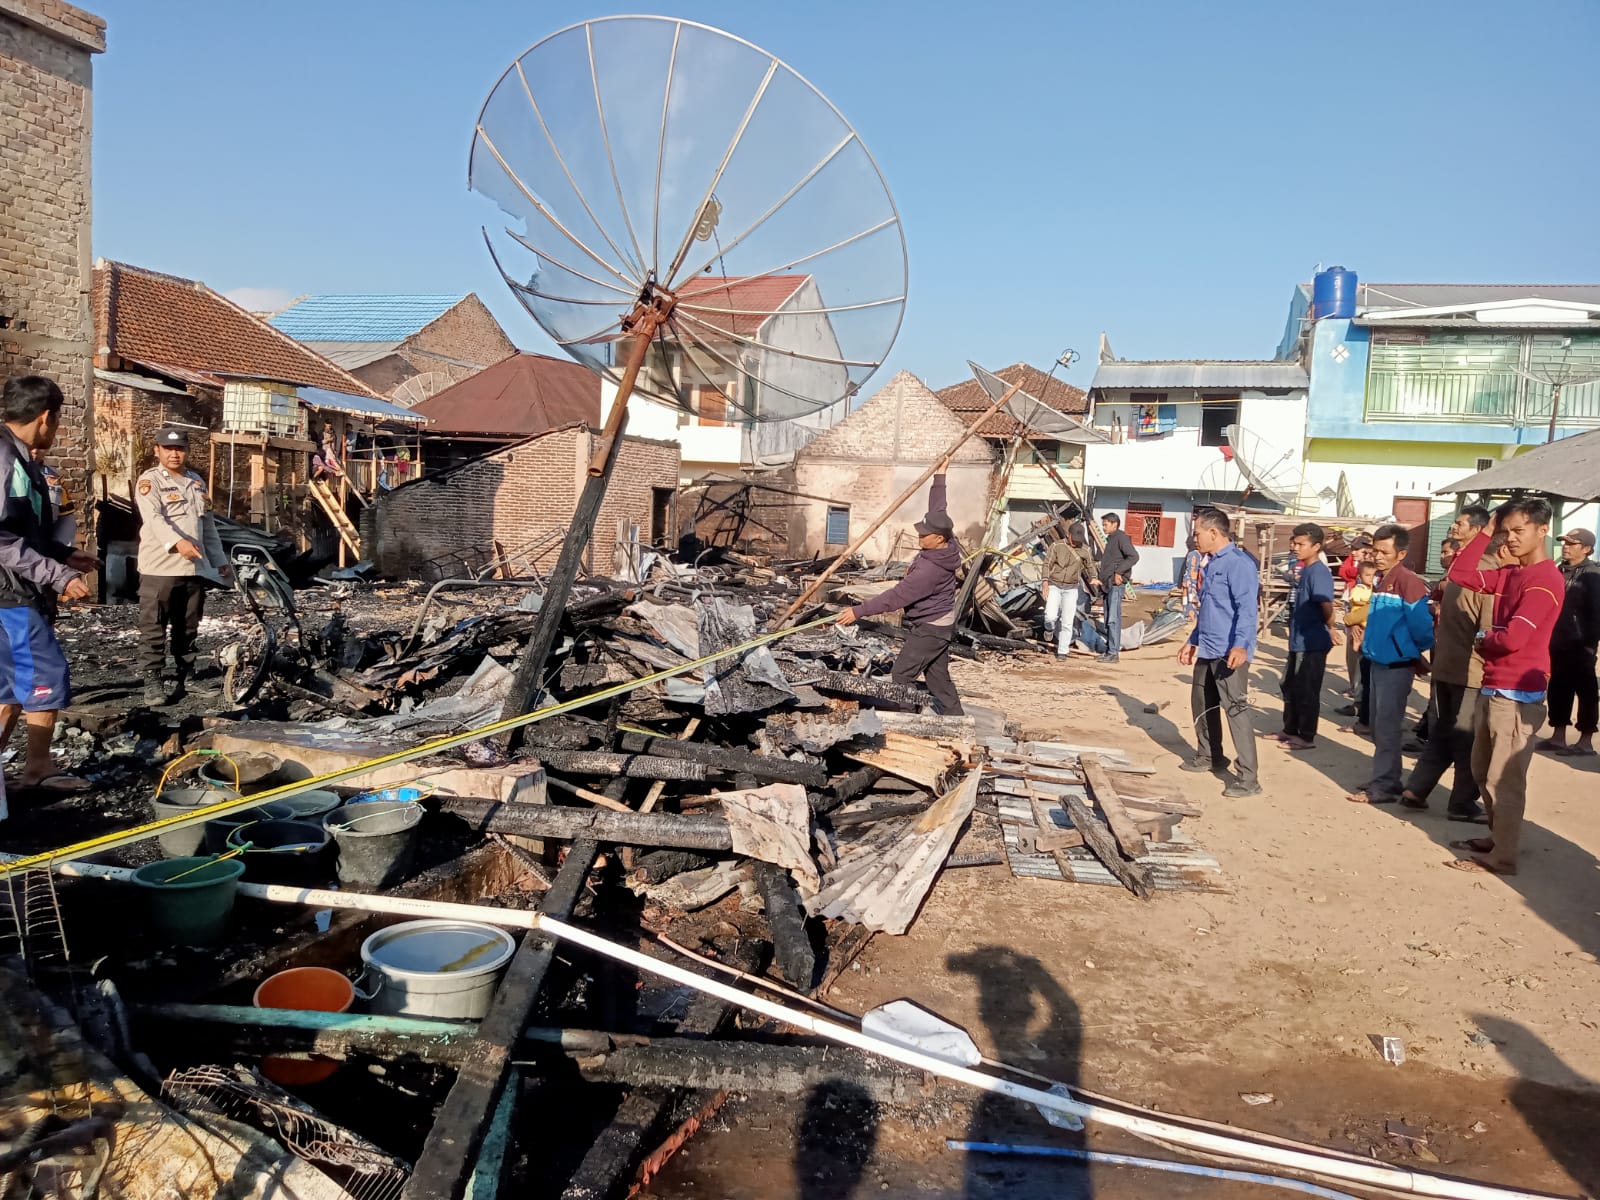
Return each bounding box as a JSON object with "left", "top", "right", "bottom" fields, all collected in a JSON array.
[{"left": 1172, "top": 499, "right": 1599, "bottom": 876}]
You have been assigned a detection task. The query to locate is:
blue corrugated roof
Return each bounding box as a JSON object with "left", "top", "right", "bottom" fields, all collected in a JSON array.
[
  {"left": 299, "top": 386, "right": 426, "bottom": 426},
  {"left": 269, "top": 294, "right": 465, "bottom": 342}
]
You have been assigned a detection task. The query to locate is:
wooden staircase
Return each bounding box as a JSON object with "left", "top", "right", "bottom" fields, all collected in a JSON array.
[{"left": 308, "top": 478, "right": 361, "bottom": 559}]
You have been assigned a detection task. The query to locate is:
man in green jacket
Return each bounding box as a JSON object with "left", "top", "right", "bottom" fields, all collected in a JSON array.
[{"left": 1041, "top": 522, "right": 1094, "bottom": 657}]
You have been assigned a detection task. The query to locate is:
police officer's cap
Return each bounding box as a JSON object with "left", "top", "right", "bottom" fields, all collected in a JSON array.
[{"left": 154, "top": 425, "right": 190, "bottom": 449}]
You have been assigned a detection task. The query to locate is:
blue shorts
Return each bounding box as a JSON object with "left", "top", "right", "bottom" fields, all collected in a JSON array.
[{"left": 0, "top": 606, "right": 71, "bottom": 711}]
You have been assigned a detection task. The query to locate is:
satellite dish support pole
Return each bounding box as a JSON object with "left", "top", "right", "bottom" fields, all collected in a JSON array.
[{"left": 501, "top": 290, "right": 677, "bottom": 740}]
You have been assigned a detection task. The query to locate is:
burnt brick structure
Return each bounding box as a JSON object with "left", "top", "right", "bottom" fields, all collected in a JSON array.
[{"left": 363, "top": 426, "right": 680, "bottom": 580}]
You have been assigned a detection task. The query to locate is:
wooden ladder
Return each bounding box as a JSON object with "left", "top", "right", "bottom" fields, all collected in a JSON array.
[{"left": 308, "top": 477, "right": 361, "bottom": 558}]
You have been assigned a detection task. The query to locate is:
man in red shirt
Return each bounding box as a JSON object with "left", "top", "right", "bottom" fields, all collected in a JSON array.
[{"left": 1443, "top": 498, "right": 1564, "bottom": 876}]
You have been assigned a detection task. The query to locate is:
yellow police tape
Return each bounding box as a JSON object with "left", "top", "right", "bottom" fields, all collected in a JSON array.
[{"left": 0, "top": 612, "right": 842, "bottom": 879}]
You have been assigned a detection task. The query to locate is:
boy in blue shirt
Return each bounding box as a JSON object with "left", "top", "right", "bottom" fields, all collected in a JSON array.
[{"left": 1277, "top": 523, "right": 1341, "bottom": 750}]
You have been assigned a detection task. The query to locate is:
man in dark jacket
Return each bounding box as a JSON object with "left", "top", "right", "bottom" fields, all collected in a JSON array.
[
  {"left": 1096, "top": 512, "right": 1140, "bottom": 662},
  {"left": 837, "top": 461, "right": 964, "bottom": 715},
  {"left": 1540, "top": 528, "right": 1600, "bottom": 757},
  {"left": 0, "top": 376, "right": 97, "bottom": 815}
]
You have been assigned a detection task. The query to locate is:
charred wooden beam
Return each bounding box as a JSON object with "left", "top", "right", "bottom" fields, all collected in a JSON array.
[
  {"left": 577, "top": 1042, "right": 927, "bottom": 1105},
  {"left": 812, "top": 670, "right": 925, "bottom": 708},
  {"left": 402, "top": 838, "right": 599, "bottom": 1200},
  {"left": 128, "top": 1005, "right": 634, "bottom": 1065},
  {"left": 754, "top": 863, "right": 817, "bottom": 990},
  {"left": 617, "top": 733, "right": 828, "bottom": 788},
  {"left": 560, "top": 941, "right": 766, "bottom": 1200},
  {"left": 441, "top": 797, "right": 733, "bottom": 852},
  {"left": 631, "top": 850, "right": 718, "bottom": 884},
  {"left": 536, "top": 749, "right": 711, "bottom": 782},
  {"left": 1061, "top": 793, "right": 1151, "bottom": 900}
]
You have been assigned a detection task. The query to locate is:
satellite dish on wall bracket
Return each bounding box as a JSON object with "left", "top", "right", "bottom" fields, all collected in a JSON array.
[{"left": 1224, "top": 423, "right": 1318, "bottom": 514}]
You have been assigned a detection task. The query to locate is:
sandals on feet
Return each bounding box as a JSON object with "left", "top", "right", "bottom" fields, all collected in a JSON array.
[
  {"left": 1446, "top": 857, "right": 1517, "bottom": 876},
  {"left": 1449, "top": 837, "right": 1496, "bottom": 854}
]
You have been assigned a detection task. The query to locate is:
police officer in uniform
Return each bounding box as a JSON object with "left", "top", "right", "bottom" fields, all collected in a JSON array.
[{"left": 135, "top": 426, "right": 229, "bottom": 706}]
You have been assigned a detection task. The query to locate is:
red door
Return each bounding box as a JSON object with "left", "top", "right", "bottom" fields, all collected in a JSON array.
[{"left": 1392, "top": 496, "right": 1430, "bottom": 574}]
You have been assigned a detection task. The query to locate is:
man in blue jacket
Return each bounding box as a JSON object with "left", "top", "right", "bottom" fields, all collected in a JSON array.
[
  {"left": 1178, "top": 508, "right": 1260, "bottom": 797},
  {"left": 1347, "top": 523, "right": 1434, "bottom": 805},
  {"left": 838, "top": 460, "right": 964, "bottom": 715}
]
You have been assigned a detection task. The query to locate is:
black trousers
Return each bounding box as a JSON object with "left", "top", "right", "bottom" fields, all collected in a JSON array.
[
  {"left": 1280, "top": 650, "right": 1327, "bottom": 742},
  {"left": 138, "top": 575, "right": 206, "bottom": 679},
  {"left": 1404, "top": 681, "right": 1481, "bottom": 814},
  {"left": 1356, "top": 658, "right": 1373, "bottom": 726},
  {"left": 892, "top": 622, "right": 963, "bottom": 716},
  {"left": 1548, "top": 645, "right": 1599, "bottom": 734},
  {"left": 1192, "top": 657, "right": 1257, "bottom": 785}
]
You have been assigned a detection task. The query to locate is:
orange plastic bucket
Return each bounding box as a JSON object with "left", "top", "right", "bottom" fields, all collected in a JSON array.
[{"left": 252, "top": 966, "right": 354, "bottom": 1086}]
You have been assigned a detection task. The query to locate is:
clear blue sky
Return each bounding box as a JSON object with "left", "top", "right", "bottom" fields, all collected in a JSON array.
[{"left": 91, "top": 0, "right": 1600, "bottom": 392}]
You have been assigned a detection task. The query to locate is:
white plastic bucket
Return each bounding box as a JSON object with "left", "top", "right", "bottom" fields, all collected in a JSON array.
[{"left": 355, "top": 919, "right": 515, "bottom": 1020}]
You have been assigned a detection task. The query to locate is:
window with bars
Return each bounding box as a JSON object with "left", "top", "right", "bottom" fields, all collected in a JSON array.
[{"left": 1125, "top": 502, "right": 1176, "bottom": 548}]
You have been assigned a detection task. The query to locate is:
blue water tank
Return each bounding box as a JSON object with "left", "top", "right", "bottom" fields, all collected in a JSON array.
[{"left": 1312, "top": 266, "right": 1358, "bottom": 320}]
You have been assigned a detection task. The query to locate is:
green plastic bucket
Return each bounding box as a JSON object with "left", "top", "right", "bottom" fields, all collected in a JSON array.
[{"left": 132, "top": 856, "right": 246, "bottom": 946}]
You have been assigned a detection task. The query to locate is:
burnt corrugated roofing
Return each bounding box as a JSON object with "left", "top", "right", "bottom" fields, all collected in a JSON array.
[{"left": 412, "top": 352, "right": 599, "bottom": 437}]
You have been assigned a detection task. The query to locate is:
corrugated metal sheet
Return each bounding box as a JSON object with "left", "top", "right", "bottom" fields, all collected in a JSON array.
[
  {"left": 302, "top": 340, "right": 403, "bottom": 369},
  {"left": 412, "top": 352, "right": 599, "bottom": 436},
  {"left": 1437, "top": 428, "right": 1600, "bottom": 501},
  {"left": 995, "top": 798, "right": 1229, "bottom": 892},
  {"left": 1090, "top": 361, "right": 1309, "bottom": 391},
  {"left": 298, "top": 386, "right": 426, "bottom": 426},
  {"left": 1359, "top": 283, "right": 1600, "bottom": 312},
  {"left": 270, "top": 295, "right": 465, "bottom": 342}
]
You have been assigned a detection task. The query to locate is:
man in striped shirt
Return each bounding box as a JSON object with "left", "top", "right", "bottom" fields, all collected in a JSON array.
[{"left": 1443, "top": 497, "right": 1564, "bottom": 876}]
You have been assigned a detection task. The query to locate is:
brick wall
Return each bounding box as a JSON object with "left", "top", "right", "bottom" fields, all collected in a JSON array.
[
  {"left": 92, "top": 378, "right": 216, "bottom": 501},
  {"left": 403, "top": 295, "right": 516, "bottom": 372},
  {"left": 364, "top": 428, "right": 680, "bottom": 581},
  {"left": 0, "top": 0, "right": 104, "bottom": 546}
]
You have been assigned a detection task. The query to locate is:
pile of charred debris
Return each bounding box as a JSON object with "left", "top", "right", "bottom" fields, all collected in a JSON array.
[{"left": 0, "top": 545, "right": 1221, "bottom": 1200}]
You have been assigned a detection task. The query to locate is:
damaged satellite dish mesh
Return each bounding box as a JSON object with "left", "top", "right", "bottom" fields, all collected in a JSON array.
[{"left": 469, "top": 15, "right": 907, "bottom": 421}]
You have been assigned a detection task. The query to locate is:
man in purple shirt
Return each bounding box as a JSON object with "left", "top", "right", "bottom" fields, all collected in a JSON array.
[{"left": 837, "top": 460, "right": 964, "bottom": 715}]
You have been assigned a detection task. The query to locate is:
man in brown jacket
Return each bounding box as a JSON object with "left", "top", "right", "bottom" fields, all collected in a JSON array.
[
  {"left": 1041, "top": 522, "right": 1094, "bottom": 657},
  {"left": 1400, "top": 506, "right": 1493, "bottom": 821}
]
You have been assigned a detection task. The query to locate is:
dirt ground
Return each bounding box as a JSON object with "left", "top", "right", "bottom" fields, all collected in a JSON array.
[{"left": 648, "top": 626, "right": 1600, "bottom": 1199}]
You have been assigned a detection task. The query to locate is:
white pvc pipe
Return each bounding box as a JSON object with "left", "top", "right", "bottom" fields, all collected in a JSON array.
[{"left": 13, "top": 854, "right": 1568, "bottom": 1200}]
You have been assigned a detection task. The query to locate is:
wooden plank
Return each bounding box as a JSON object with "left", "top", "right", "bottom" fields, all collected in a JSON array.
[
  {"left": 402, "top": 839, "right": 599, "bottom": 1200},
  {"left": 1060, "top": 792, "right": 1151, "bottom": 900},
  {"left": 842, "top": 731, "right": 957, "bottom": 790},
  {"left": 1079, "top": 752, "right": 1148, "bottom": 861}
]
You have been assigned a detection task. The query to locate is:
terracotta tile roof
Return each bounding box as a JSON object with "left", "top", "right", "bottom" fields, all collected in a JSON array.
[
  {"left": 412, "top": 352, "right": 599, "bottom": 437},
  {"left": 91, "top": 259, "right": 382, "bottom": 397},
  {"left": 935, "top": 362, "right": 1089, "bottom": 437},
  {"left": 673, "top": 274, "right": 809, "bottom": 339}
]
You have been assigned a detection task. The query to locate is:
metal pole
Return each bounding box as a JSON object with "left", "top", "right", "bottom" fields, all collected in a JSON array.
[{"left": 500, "top": 293, "right": 675, "bottom": 741}]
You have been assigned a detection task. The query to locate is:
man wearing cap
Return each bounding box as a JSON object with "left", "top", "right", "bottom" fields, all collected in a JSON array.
[
  {"left": 1540, "top": 528, "right": 1600, "bottom": 757},
  {"left": 135, "top": 426, "right": 229, "bottom": 707},
  {"left": 836, "top": 458, "right": 964, "bottom": 715}
]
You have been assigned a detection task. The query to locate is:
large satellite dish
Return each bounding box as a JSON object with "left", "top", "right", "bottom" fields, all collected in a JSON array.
[{"left": 469, "top": 16, "right": 907, "bottom": 427}]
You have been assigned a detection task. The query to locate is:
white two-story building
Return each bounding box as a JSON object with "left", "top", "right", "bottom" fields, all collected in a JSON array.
[{"left": 1084, "top": 353, "right": 1310, "bottom": 584}]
